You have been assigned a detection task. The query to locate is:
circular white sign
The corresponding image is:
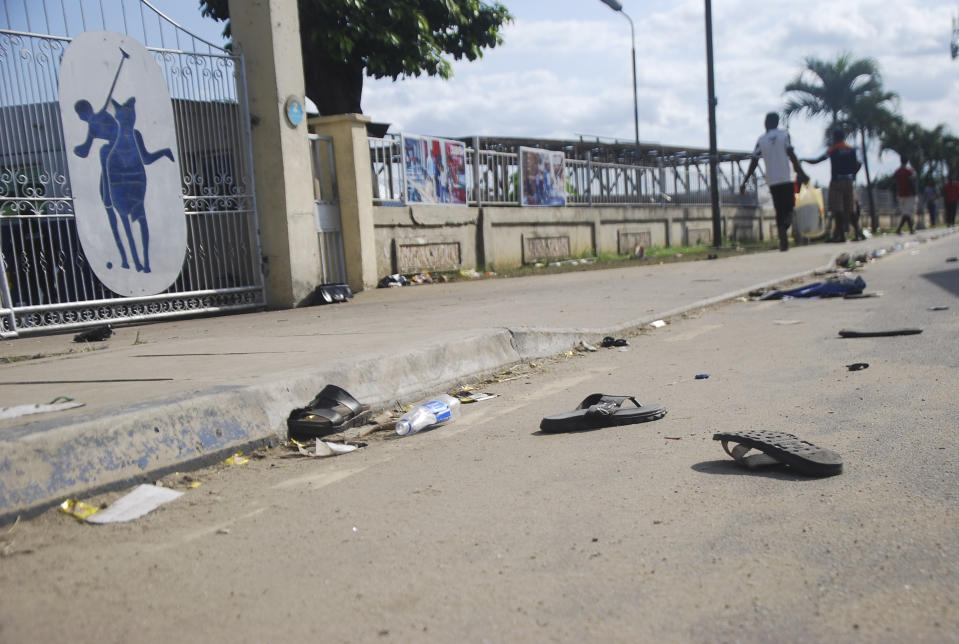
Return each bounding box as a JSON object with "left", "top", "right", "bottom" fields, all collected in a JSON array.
[{"left": 59, "top": 31, "right": 186, "bottom": 297}]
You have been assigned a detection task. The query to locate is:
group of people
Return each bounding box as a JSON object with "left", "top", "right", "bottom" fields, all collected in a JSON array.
[
  {"left": 740, "top": 112, "right": 956, "bottom": 251},
  {"left": 891, "top": 159, "right": 959, "bottom": 234}
]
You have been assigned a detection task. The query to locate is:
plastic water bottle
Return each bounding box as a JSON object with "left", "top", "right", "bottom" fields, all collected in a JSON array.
[{"left": 395, "top": 394, "right": 461, "bottom": 435}]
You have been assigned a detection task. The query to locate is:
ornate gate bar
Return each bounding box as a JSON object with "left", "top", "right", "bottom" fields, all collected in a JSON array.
[{"left": 0, "top": 0, "right": 263, "bottom": 336}]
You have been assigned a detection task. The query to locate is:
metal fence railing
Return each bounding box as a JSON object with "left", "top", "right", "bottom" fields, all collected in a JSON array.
[
  {"left": 0, "top": 0, "right": 263, "bottom": 337},
  {"left": 370, "top": 135, "right": 756, "bottom": 208}
]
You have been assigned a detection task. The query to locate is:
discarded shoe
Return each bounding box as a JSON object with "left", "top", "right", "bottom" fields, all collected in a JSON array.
[
  {"left": 73, "top": 324, "right": 113, "bottom": 342},
  {"left": 601, "top": 336, "right": 628, "bottom": 347},
  {"left": 838, "top": 328, "right": 922, "bottom": 338},
  {"left": 713, "top": 429, "right": 843, "bottom": 477},
  {"left": 540, "top": 394, "right": 666, "bottom": 433},
  {"left": 288, "top": 385, "right": 371, "bottom": 440},
  {"left": 308, "top": 283, "right": 353, "bottom": 304},
  {"left": 846, "top": 362, "right": 869, "bottom": 371},
  {"left": 378, "top": 274, "right": 408, "bottom": 288}
]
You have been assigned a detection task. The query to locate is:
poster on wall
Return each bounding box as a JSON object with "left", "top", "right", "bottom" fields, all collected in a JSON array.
[
  {"left": 519, "top": 147, "right": 566, "bottom": 207},
  {"left": 403, "top": 134, "right": 467, "bottom": 205}
]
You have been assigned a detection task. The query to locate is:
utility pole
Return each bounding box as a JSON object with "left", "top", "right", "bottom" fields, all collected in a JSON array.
[{"left": 704, "top": 0, "right": 721, "bottom": 247}]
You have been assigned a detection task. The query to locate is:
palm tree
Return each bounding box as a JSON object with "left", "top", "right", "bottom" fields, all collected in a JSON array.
[
  {"left": 783, "top": 53, "right": 891, "bottom": 231},
  {"left": 845, "top": 90, "right": 898, "bottom": 229},
  {"left": 919, "top": 125, "right": 954, "bottom": 184},
  {"left": 783, "top": 53, "right": 883, "bottom": 124},
  {"left": 941, "top": 135, "right": 959, "bottom": 178},
  {"left": 879, "top": 115, "right": 920, "bottom": 162}
]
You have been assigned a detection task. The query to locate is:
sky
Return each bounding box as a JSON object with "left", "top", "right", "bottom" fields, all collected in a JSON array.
[{"left": 141, "top": 1, "right": 959, "bottom": 186}]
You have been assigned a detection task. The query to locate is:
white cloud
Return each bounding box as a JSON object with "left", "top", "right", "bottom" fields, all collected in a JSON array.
[{"left": 152, "top": 0, "right": 959, "bottom": 186}]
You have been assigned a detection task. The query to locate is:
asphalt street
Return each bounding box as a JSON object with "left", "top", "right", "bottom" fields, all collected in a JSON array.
[{"left": 0, "top": 234, "right": 955, "bottom": 643}]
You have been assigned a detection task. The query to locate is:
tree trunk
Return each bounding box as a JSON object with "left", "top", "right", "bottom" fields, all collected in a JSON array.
[
  {"left": 303, "top": 56, "right": 365, "bottom": 116},
  {"left": 859, "top": 128, "right": 877, "bottom": 232}
]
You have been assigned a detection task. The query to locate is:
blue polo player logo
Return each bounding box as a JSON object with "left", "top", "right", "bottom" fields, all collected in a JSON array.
[{"left": 60, "top": 32, "right": 186, "bottom": 297}]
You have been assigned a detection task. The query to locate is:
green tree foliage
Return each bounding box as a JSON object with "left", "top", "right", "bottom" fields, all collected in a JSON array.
[
  {"left": 783, "top": 53, "right": 884, "bottom": 127},
  {"left": 200, "top": 0, "right": 512, "bottom": 116},
  {"left": 784, "top": 53, "right": 894, "bottom": 228}
]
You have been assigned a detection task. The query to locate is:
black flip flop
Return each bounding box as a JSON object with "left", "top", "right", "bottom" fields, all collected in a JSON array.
[
  {"left": 712, "top": 429, "right": 843, "bottom": 477},
  {"left": 839, "top": 328, "right": 922, "bottom": 338},
  {"left": 288, "top": 384, "right": 371, "bottom": 440},
  {"left": 540, "top": 394, "right": 666, "bottom": 433},
  {"left": 601, "top": 336, "right": 628, "bottom": 347}
]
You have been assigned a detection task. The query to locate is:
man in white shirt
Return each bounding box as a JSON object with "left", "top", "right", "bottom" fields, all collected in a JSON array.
[{"left": 740, "top": 112, "right": 809, "bottom": 251}]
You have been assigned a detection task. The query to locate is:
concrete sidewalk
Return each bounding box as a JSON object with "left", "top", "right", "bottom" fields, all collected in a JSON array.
[{"left": 1, "top": 231, "right": 952, "bottom": 519}]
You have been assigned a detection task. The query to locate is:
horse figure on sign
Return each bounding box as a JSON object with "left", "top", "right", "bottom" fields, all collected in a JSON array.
[{"left": 72, "top": 47, "right": 174, "bottom": 273}]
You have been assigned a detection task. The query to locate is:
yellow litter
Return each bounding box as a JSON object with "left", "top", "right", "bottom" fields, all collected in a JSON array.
[
  {"left": 224, "top": 452, "right": 249, "bottom": 465},
  {"left": 59, "top": 499, "right": 100, "bottom": 520}
]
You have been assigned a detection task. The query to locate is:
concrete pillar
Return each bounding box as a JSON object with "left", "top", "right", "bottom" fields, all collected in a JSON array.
[
  {"left": 479, "top": 207, "right": 493, "bottom": 269},
  {"left": 228, "top": 0, "right": 321, "bottom": 307},
  {"left": 309, "top": 114, "right": 378, "bottom": 291}
]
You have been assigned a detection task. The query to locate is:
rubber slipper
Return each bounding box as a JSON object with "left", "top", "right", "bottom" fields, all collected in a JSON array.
[
  {"left": 540, "top": 394, "right": 666, "bottom": 433},
  {"left": 288, "top": 384, "right": 371, "bottom": 440},
  {"left": 601, "top": 337, "right": 628, "bottom": 347},
  {"left": 839, "top": 328, "right": 922, "bottom": 338},
  {"left": 712, "top": 429, "right": 843, "bottom": 477}
]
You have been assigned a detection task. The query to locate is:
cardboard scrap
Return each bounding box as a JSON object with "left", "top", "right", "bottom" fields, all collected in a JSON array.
[
  {"left": 293, "top": 439, "right": 359, "bottom": 458},
  {"left": 456, "top": 392, "right": 498, "bottom": 403},
  {"left": 1, "top": 399, "right": 84, "bottom": 420},
  {"left": 86, "top": 484, "right": 183, "bottom": 524}
]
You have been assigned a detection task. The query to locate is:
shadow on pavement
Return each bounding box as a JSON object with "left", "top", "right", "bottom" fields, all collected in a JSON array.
[
  {"left": 691, "top": 459, "right": 816, "bottom": 481},
  {"left": 920, "top": 268, "right": 959, "bottom": 297}
]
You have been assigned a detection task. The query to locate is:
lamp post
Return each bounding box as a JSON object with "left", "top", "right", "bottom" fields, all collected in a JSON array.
[
  {"left": 599, "top": 0, "right": 640, "bottom": 163},
  {"left": 704, "top": 0, "right": 722, "bottom": 248}
]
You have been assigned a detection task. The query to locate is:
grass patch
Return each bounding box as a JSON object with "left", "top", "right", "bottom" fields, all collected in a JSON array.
[
  {"left": 0, "top": 345, "right": 105, "bottom": 364},
  {"left": 450, "top": 239, "right": 782, "bottom": 281}
]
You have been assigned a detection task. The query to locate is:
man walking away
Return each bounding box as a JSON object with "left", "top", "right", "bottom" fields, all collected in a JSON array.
[
  {"left": 923, "top": 181, "right": 939, "bottom": 227},
  {"left": 893, "top": 157, "right": 917, "bottom": 235},
  {"left": 740, "top": 112, "right": 809, "bottom": 251},
  {"left": 943, "top": 172, "right": 959, "bottom": 227},
  {"left": 802, "top": 128, "right": 863, "bottom": 242}
]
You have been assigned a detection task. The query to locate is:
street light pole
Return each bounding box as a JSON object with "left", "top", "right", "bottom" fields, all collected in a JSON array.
[
  {"left": 599, "top": 0, "right": 640, "bottom": 162},
  {"left": 704, "top": 0, "right": 722, "bottom": 248}
]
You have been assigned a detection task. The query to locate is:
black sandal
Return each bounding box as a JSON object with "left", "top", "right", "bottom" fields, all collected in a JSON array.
[
  {"left": 540, "top": 394, "right": 666, "bottom": 433},
  {"left": 713, "top": 429, "right": 843, "bottom": 477},
  {"left": 288, "top": 385, "right": 371, "bottom": 440}
]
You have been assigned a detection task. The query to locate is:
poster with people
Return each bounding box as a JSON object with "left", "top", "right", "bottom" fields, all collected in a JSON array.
[
  {"left": 403, "top": 134, "right": 467, "bottom": 205},
  {"left": 519, "top": 147, "right": 566, "bottom": 207}
]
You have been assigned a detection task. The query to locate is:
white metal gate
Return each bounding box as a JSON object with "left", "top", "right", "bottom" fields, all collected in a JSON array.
[
  {"left": 309, "top": 133, "right": 347, "bottom": 285},
  {"left": 0, "top": 0, "right": 263, "bottom": 336}
]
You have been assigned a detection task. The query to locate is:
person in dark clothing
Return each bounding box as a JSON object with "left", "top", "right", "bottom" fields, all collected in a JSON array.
[
  {"left": 803, "top": 129, "right": 863, "bottom": 242},
  {"left": 942, "top": 172, "right": 959, "bottom": 226},
  {"left": 923, "top": 182, "right": 939, "bottom": 227},
  {"left": 893, "top": 157, "right": 917, "bottom": 235}
]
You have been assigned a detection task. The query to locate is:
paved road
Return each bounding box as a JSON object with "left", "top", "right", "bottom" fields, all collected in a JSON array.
[
  {"left": 2, "top": 237, "right": 851, "bottom": 518},
  {"left": 1, "top": 235, "right": 955, "bottom": 642}
]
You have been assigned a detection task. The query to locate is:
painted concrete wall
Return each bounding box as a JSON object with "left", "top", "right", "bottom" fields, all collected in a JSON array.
[
  {"left": 371, "top": 202, "right": 903, "bottom": 275},
  {"left": 373, "top": 203, "right": 765, "bottom": 274}
]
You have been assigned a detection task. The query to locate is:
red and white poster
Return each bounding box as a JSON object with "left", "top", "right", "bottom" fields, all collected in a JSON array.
[{"left": 403, "top": 134, "right": 467, "bottom": 206}]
